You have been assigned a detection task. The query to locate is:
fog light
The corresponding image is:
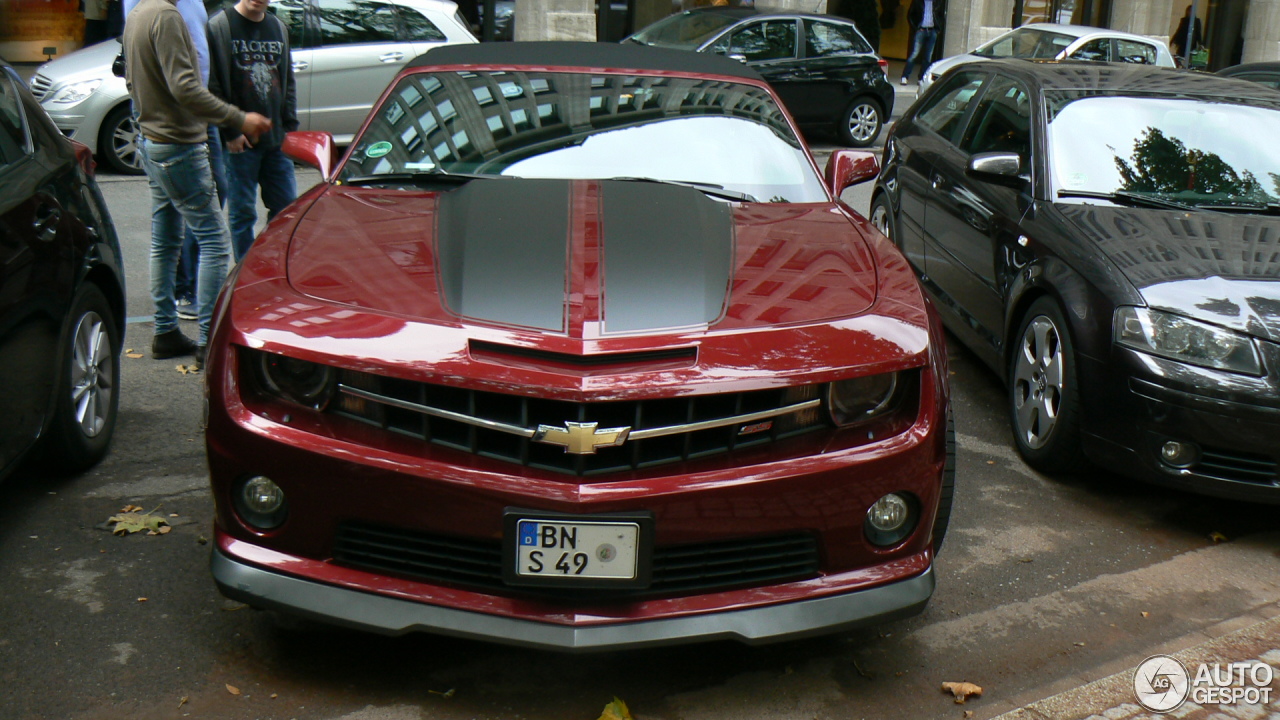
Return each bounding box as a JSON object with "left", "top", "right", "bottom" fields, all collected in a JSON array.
[
  {"left": 235, "top": 476, "right": 288, "bottom": 530},
  {"left": 865, "top": 493, "right": 917, "bottom": 547},
  {"left": 1160, "top": 440, "right": 1198, "bottom": 469}
]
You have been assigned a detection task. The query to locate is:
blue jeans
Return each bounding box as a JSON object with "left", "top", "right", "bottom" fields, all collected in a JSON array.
[
  {"left": 174, "top": 126, "right": 227, "bottom": 303},
  {"left": 902, "top": 26, "right": 939, "bottom": 82},
  {"left": 226, "top": 143, "right": 297, "bottom": 260},
  {"left": 141, "top": 138, "right": 232, "bottom": 345}
]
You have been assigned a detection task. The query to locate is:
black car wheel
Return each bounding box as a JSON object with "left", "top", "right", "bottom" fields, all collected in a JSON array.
[
  {"left": 1007, "top": 297, "right": 1085, "bottom": 474},
  {"left": 46, "top": 283, "right": 121, "bottom": 472},
  {"left": 932, "top": 408, "right": 956, "bottom": 553},
  {"left": 839, "top": 97, "right": 883, "bottom": 148},
  {"left": 99, "top": 103, "right": 144, "bottom": 175},
  {"left": 869, "top": 193, "right": 897, "bottom": 244}
]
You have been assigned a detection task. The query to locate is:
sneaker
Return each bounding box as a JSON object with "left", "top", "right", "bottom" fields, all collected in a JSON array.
[
  {"left": 152, "top": 329, "right": 197, "bottom": 359},
  {"left": 176, "top": 297, "right": 197, "bottom": 321},
  {"left": 195, "top": 345, "right": 206, "bottom": 372},
  {"left": 900, "top": 76, "right": 909, "bottom": 85}
]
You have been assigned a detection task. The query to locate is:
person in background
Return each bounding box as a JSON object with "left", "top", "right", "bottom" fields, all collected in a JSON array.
[
  {"left": 123, "top": 0, "right": 270, "bottom": 365},
  {"left": 208, "top": 0, "right": 299, "bottom": 261},
  {"left": 1171, "top": 5, "right": 1203, "bottom": 62},
  {"left": 125, "top": 0, "right": 227, "bottom": 322},
  {"left": 900, "top": 0, "right": 942, "bottom": 85},
  {"left": 84, "top": 0, "right": 111, "bottom": 45}
]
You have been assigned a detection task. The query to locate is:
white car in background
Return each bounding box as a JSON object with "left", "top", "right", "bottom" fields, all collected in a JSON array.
[
  {"left": 918, "top": 23, "right": 1175, "bottom": 93},
  {"left": 28, "top": 0, "right": 476, "bottom": 174}
]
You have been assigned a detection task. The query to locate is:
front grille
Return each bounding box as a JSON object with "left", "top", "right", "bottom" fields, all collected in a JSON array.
[
  {"left": 330, "top": 368, "right": 826, "bottom": 476},
  {"left": 29, "top": 74, "right": 53, "bottom": 101},
  {"left": 333, "top": 522, "right": 820, "bottom": 600},
  {"left": 1197, "top": 447, "right": 1279, "bottom": 485}
]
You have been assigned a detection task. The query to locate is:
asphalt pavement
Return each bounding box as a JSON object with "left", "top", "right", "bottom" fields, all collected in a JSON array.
[{"left": 4, "top": 59, "right": 1280, "bottom": 720}]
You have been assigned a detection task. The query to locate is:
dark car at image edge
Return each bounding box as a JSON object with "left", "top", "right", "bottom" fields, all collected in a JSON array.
[
  {"left": 870, "top": 58, "right": 1280, "bottom": 502},
  {"left": 0, "top": 60, "right": 125, "bottom": 483}
]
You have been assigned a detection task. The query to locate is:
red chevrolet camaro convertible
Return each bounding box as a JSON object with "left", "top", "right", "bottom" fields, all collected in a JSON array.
[{"left": 203, "top": 41, "right": 953, "bottom": 651}]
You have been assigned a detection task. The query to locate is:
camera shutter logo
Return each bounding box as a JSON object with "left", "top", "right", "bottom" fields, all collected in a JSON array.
[{"left": 1134, "top": 654, "right": 1190, "bottom": 713}]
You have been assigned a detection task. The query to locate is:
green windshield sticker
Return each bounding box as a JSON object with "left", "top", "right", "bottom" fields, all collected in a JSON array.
[{"left": 366, "top": 141, "right": 393, "bottom": 158}]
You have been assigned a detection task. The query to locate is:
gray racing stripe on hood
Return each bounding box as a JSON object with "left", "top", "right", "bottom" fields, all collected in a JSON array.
[
  {"left": 600, "top": 181, "right": 733, "bottom": 334},
  {"left": 436, "top": 179, "right": 570, "bottom": 332}
]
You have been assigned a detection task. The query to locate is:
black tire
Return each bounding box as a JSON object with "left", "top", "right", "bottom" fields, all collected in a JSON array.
[
  {"left": 44, "top": 283, "right": 121, "bottom": 473},
  {"left": 931, "top": 408, "right": 956, "bottom": 553},
  {"left": 838, "top": 97, "right": 884, "bottom": 148},
  {"left": 99, "top": 103, "right": 144, "bottom": 175},
  {"left": 1007, "top": 297, "right": 1086, "bottom": 474},
  {"left": 869, "top": 192, "right": 897, "bottom": 245}
]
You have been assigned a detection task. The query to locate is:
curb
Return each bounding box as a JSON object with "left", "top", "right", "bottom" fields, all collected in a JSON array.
[{"left": 992, "top": 611, "right": 1280, "bottom": 719}]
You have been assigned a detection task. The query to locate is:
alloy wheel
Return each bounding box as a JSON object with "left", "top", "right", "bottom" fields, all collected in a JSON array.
[
  {"left": 70, "top": 310, "right": 114, "bottom": 437},
  {"left": 112, "top": 114, "right": 143, "bottom": 172},
  {"left": 1011, "top": 315, "right": 1064, "bottom": 450},
  {"left": 846, "top": 103, "right": 880, "bottom": 144}
]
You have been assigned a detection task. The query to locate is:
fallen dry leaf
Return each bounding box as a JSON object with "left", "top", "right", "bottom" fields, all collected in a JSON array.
[
  {"left": 964, "top": 712, "right": 974, "bottom": 718},
  {"left": 121, "top": 505, "right": 143, "bottom": 513},
  {"left": 942, "top": 681, "right": 983, "bottom": 704},
  {"left": 1209, "top": 531, "right": 1228, "bottom": 544},
  {"left": 109, "top": 510, "right": 169, "bottom": 536},
  {"left": 126, "top": 353, "right": 144, "bottom": 359},
  {"left": 1141, "top": 611, "right": 1150, "bottom": 618},
  {"left": 226, "top": 684, "right": 241, "bottom": 696},
  {"left": 598, "top": 697, "right": 633, "bottom": 720},
  {"left": 137, "top": 597, "right": 147, "bottom": 602},
  {"left": 428, "top": 688, "right": 455, "bottom": 698},
  {"left": 176, "top": 364, "right": 194, "bottom": 374},
  {"left": 178, "top": 696, "right": 188, "bottom": 709}
]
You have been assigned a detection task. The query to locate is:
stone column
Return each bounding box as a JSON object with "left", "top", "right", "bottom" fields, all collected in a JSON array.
[
  {"left": 1108, "top": 0, "right": 1172, "bottom": 43},
  {"left": 1242, "top": 0, "right": 1280, "bottom": 61},
  {"left": 757, "top": 0, "right": 829, "bottom": 12},
  {"left": 515, "top": 0, "right": 596, "bottom": 40},
  {"left": 945, "top": 0, "right": 1017, "bottom": 56}
]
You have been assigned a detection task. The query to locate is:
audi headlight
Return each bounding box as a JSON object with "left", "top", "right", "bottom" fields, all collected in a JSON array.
[
  {"left": 46, "top": 79, "right": 102, "bottom": 106},
  {"left": 827, "top": 372, "right": 899, "bottom": 427},
  {"left": 251, "top": 350, "right": 337, "bottom": 408},
  {"left": 1115, "top": 306, "right": 1261, "bottom": 376}
]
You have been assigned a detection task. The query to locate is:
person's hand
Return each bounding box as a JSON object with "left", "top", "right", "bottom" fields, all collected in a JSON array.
[
  {"left": 226, "top": 135, "right": 251, "bottom": 153},
  {"left": 241, "top": 112, "right": 272, "bottom": 143}
]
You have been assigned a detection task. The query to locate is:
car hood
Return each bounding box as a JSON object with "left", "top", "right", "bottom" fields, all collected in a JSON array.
[
  {"left": 284, "top": 178, "right": 879, "bottom": 337},
  {"left": 1056, "top": 204, "right": 1280, "bottom": 341},
  {"left": 35, "top": 39, "right": 119, "bottom": 83}
]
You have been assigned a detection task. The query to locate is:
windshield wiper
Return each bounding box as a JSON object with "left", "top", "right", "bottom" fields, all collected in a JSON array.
[
  {"left": 1056, "top": 189, "right": 1198, "bottom": 212},
  {"left": 341, "top": 171, "right": 492, "bottom": 187},
  {"left": 1195, "top": 200, "right": 1280, "bottom": 216},
  {"left": 607, "top": 176, "right": 758, "bottom": 203}
]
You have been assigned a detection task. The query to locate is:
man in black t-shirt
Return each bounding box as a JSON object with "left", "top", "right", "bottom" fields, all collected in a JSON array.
[{"left": 208, "top": 0, "right": 299, "bottom": 260}]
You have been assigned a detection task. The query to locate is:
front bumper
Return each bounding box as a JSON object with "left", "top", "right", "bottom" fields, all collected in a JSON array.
[
  {"left": 212, "top": 544, "right": 934, "bottom": 651},
  {"left": 1080, "top": 346, "right": 1280, "bottom": 502}
]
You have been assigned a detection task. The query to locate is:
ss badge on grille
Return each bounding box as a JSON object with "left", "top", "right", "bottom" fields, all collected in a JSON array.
[{"left": 533, "top": 422, "right": 631, "bottom": 454}]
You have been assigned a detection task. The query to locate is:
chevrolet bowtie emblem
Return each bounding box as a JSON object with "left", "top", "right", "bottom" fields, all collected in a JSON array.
[{"left": 533, "top": 421, "right": 631, "bottom": 454}]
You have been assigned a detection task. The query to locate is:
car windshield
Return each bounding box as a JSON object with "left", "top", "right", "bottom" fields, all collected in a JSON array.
[
  {"left": 626, "top": 12, "right": 741, "bottom": 49},
  {"left": 1047, "top": 93, "right": 1280, "bottom": 210},
  {"left": 339, "top": 69, "right": 828, "bottom": 203},
  {"left": 974, "top": 28, "right": 1075, "bottom": 59}
]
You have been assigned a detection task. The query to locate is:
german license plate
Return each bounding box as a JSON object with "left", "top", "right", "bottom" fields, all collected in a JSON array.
[{"left": 503, "top": 511, "right": 652, "bottom": 588}]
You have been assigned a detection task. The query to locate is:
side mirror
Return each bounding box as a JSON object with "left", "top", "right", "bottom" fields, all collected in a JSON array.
[
  {"left": 283, "top": 131, "right": 337, "bottom": 182},
  {"left": 824, "top": 149, "right": 879, "bottom": 197},
  {"left": 968, "top": 151, "right": 1022, "bottom": 178},
  {"left": 728, "top": 53, "right": 748, "bottom": 63}
]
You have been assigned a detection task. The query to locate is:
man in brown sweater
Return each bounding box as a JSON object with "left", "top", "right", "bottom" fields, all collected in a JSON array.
[{"left": 123, "top": 0, "right": 270, "bottom": 366}]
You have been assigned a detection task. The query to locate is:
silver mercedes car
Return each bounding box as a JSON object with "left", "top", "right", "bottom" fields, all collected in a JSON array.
[{"left": 29, "top": 0, "right": 476, "bottom": 174}]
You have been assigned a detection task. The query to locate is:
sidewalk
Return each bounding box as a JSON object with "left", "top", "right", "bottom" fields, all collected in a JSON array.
[{"left": 992, "top": 611, "right": 1280, "bottom": 719}]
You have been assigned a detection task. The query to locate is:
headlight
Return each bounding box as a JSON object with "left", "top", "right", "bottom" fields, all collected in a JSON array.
[
  {"left": 251, "top": 350, "right": 337, "bottom": 408},
  {"left": 827, "top": 372, "right": 899, "bottom": 426},
  {"left": 46, "top": 79, "right": 103, "bottom": 106},
  {"left": 1115, "top": 306, "right": 1261, "bottom": 376}
]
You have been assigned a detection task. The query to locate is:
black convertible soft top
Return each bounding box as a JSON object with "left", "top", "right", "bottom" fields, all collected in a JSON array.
[{"left": 409, "top": 41, "right": 765, "bottom": 82}]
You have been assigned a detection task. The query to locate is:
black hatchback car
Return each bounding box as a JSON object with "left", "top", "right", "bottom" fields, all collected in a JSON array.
[
  {"left": 0, "top": 60, "right": 125, "bottom": 482},
  {"left": 626, "top": 8, "right": 894, "bottom": 147},
  {"left": 870, "top": 59, "right": 1280, "bottom": 502}
]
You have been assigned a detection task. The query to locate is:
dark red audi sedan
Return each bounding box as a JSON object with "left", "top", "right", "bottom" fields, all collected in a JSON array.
[{"left": 204, "top": 42, "right": 952, "bottom": 651}]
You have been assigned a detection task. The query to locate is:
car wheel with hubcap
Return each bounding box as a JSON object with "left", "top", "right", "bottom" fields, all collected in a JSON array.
[
  {"left": 1007, "top": 297, "right": 1085, "bottom": 474},
  {"left": 46, "top": 283, "right": 121, "bottom": 472},
  {"left": 99, "top": 103, "right": 144, "bottom": 175},
  {"left": 839, "top": 97, "right": 883, "bottom": 148},
  {"left": 869, "top": 193, "right": 897, "bottom": 245}
]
